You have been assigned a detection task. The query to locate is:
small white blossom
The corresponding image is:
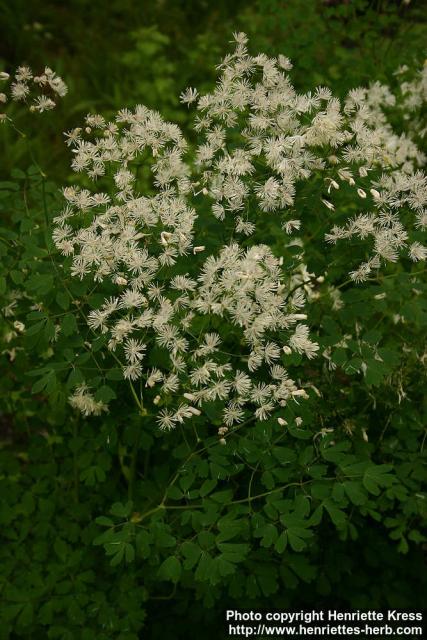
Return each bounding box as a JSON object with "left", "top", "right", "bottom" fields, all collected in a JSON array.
[{"left": 180, "top": 87, "right": 199, "bottom": 106}]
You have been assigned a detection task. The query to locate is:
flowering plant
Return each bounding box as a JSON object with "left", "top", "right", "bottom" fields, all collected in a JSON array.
[
  {"left": 46, "top": 34, "right": 426, "bottom": 430},
  {"left": 0, "top": 27, "right": 426, "bottom": 637}
]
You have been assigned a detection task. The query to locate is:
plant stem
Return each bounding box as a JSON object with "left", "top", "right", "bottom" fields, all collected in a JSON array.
[
  {"left": 73, "top": 419, "right": 80, "bottom": 504},
  {"left": 128, "top": 426, "right": 142, "bottom": 501}
]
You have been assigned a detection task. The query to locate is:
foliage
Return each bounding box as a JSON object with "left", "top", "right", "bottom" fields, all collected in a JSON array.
[{"left": 0, "top": 2, "right": 426, "bottom": 639}]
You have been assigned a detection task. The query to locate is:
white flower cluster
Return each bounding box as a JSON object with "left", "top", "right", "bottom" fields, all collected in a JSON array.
[
  {"left": 182, "top": 33, "right": 426, "bottom": 279},
  {"left": 54, "top": 106, "right": 193, "bottom": 280},
  {"left": 325, "top": 169, "right": 427, "bottom": 281},
  {"left": 54, "top": 34, "right": 426, "bottom": 422},
  {"left": 0, "top": 65, "right": 67, "bottom": 121},
  {"left": 323, "top": 68, "right": 426, "bottom": 280},
  {"left": 53, "top": 104, "right": 316, "bottom": 423},
  {"left": 189, "top": 33, "right": 336, "bottom": 231},
  {"left": 69, "top": 384, "right": 108, "bottom": 417}
]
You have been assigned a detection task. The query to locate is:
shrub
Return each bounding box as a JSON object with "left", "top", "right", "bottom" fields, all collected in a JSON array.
[{"left": 0, "top": 28, "right": 426, "bottom": 640}]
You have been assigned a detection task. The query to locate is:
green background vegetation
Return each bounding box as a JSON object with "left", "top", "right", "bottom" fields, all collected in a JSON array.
[{"left": 0, "top": 1, "right": 426, "bottom": 638}]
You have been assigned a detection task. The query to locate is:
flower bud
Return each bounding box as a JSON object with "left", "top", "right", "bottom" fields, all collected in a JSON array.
[
  {"left": 292, "top": 389, "right": 309, "bottom": 398},
  {"left": 322, "top": 199, "right": 335, "bottom": 211},
  {"left": 160, "top": 231, "right": 173, "bottom": 245}
]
